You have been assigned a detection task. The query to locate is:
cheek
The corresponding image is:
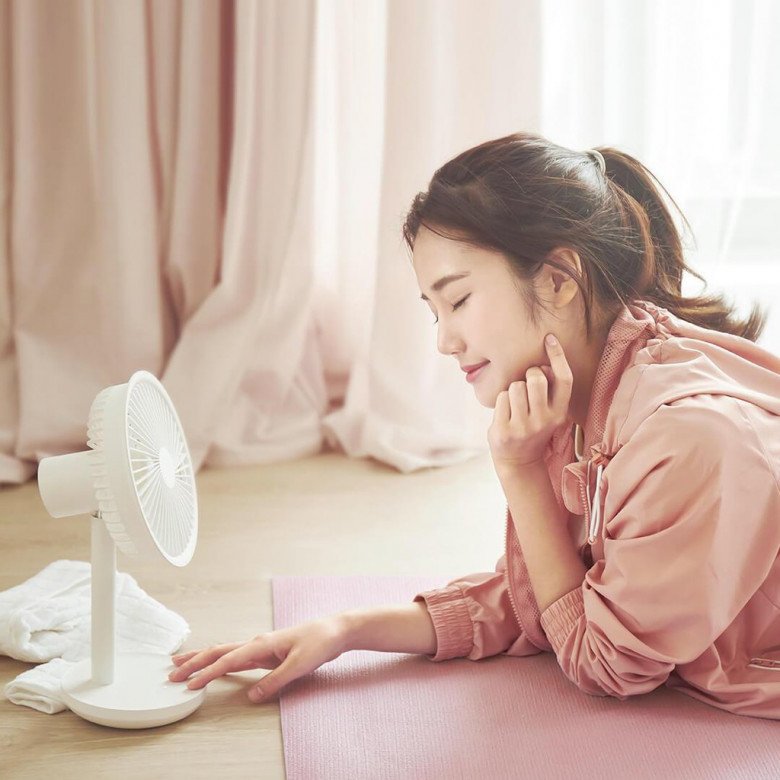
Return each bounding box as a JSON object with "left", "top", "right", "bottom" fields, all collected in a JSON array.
[{"left": 476, "top": 304, "right": 540, "bottom": 376}]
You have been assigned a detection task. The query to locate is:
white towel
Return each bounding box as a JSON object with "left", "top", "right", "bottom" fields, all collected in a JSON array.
[{"left": 1, "top": 560, "right": 190, "bottom": 714}]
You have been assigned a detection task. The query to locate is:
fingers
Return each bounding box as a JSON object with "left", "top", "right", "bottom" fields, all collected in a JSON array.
[
  {"left": 493, "top": 388, "right": 511, "bottom": 427},
  {"left": 172, "top": 651, "right": 198, "bottom": 666},
  {"left": 524, "top": 367, "right": 548, "bottom": 418},
  {"left": 507, "top": 381, "right": 529, "bottom": 421},
  {"left": 168, "top": 642, "right": 246, "bottom": 685},
  {"left": 539, "top": 365, "right": 553, "bottom": 383},
  {"left": 247, "top": 649, "right": 315, "bottom": 704},
  {"left": 188, "top": 645, "right": 271, "bottom": 690},
  {"left": 544, "top": 334, "right": 573, "bottom": 416}
]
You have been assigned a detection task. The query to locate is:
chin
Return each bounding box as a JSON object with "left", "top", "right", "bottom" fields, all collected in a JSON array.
[{"left": 474, "top": 387, "right": 498, "bottom": 409}]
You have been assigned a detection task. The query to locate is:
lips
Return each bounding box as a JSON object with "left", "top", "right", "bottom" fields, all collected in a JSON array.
[{"left": 461, "top": 361, "right": 489, "bottom": 373}]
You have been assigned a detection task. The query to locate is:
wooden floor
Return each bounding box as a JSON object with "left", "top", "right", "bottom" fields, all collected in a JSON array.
[{"left": 0, "top": 450, "right": 506, "bottom": 779}]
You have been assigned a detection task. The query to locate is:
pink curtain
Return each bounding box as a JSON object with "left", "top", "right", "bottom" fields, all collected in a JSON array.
[
  {"left": 0, "top": 0, "right": 329, "bottom": 483},
  {"left": 318, "top": 0, "right": 541, "bottom": 470},
  {"left": 0, "top": 0, "right": 543, "bottom": 486}
]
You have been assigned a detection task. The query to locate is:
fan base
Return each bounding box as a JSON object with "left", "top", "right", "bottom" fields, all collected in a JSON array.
[{"left": 60, "top": 651, "right": 205, "bottom": 729}]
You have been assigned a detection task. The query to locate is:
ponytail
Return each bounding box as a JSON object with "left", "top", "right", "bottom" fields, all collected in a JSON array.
[{"left": 597, "top": 147, "right": 766, "bottom": 341}]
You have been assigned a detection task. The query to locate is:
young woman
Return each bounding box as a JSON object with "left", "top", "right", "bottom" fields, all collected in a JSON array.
[{"left": 168, "top": 132, "right": 780, "bottom": 720}]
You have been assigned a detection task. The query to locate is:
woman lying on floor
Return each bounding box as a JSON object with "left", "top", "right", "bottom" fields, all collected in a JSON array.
[{"left": 169, "top": 131, "right": 780, "bottom": 721}]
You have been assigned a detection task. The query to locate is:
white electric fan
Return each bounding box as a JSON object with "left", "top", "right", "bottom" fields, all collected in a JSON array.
[{"left": 36, "top": 370, "right": 204, "bottom": 729}]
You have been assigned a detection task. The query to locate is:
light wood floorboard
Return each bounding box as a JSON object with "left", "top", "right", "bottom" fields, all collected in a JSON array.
[{"left": 0, "top": 451, "right": 505, "bottom": 779}]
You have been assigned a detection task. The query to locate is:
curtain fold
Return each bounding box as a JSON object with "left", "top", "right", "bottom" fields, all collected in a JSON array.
[
  {"left": 161, "top": 0, "right": 327, "bottom": 471},
  {"left": 0, "top": 0, "right": 328, "bottom": 483},
  {"left": 0, "top": 0, "right": 20, "bottom": 480},
  {"left": 321, "top": 0, "right": 543, "bottom": 472},
  {"left": 0, "top": 0, "right": 777, "bottom": 485}
]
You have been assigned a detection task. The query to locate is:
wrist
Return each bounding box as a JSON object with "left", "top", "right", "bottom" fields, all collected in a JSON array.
[
  {"left": 334, "top": 603, "right": 437, "bottom": 655},
  {"left": 494, "top": 457, "right": 547, "bottom": 482},
  {"left": 331, "top": 611, "right": 358, "bottom": 654}
]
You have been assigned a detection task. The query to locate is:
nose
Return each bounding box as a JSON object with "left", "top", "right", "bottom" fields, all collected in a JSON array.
[{"left": 436, "top": 316, "right": 465, "bottom": 357}]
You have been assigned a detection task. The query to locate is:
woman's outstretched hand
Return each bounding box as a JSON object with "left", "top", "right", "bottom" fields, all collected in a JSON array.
[
  {"left": 488, "top": 333, "right": 573, "bottom": 474},
  {"left": 168, "top": 616, "right": 349, "bottom": 703}
]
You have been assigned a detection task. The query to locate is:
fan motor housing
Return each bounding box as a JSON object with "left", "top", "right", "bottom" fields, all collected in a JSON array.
[{"left": 37, "top": 370, "right": 198, "bottom": 567}]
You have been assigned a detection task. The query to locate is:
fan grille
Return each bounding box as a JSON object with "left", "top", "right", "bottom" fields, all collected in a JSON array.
[{"left": 127, "top": 379, "right": 196, "bottom": 559}]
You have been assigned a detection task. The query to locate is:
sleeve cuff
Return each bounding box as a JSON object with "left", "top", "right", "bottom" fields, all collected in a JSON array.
[
  {"left": 539, "top": 586, "right": 585, "bottom": 654},
  {"left": 413, "top": 585, "right": 473, "bottom": 661}
]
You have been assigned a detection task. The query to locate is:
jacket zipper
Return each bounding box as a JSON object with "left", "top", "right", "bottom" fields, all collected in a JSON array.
[
  {"left": 574, "top": 424, "right": 593, "bottom": 545},
  {"left": 578, "top": 472, "right": 591, "bottom": 545},
  {"left": 748, "top": 657, "right": 780, "bottom": 670}
]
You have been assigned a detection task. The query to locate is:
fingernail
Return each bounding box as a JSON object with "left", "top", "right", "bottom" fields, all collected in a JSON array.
[
  {"left": 546, "top": 334, "right": 557, "bottom": 346},
  {"left": 248, "top": 688, "right": 262, "bottom": 702}
]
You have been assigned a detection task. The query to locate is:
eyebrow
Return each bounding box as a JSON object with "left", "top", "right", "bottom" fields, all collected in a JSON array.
[{"left": 419, "top": 272, "right": 470, "bottom": 301}]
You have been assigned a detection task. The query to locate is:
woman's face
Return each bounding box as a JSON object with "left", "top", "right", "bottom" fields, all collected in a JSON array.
[{"left": 412, "top": 225, "right": 560, "bottom": 409}]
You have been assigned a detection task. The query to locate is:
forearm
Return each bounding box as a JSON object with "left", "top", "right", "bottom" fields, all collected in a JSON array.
[
  {"left": 497, "top": 461, "right": 587, "bottom": 614},
  {"left": 337, "top": 602, "right": 437, "bottom": 655}
]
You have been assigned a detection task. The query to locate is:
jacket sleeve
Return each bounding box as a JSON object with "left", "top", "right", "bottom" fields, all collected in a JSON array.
[
  {"left": 539, "top": 399, "right": 780, "bottom": 699},
  {"left": 413, "top": 550, "right": 543, "bottom": 662}
]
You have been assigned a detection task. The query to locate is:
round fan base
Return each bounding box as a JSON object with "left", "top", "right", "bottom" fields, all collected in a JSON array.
[{"left": 61, "top": 651, "right": 206, "bottom": 729}]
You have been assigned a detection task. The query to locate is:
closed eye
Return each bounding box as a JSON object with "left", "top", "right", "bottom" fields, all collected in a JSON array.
[{"left": 432, "top": 294, "right": 470, "bottom": 324}]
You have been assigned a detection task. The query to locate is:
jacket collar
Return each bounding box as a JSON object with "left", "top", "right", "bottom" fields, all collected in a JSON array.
[
  {"left": 550, "top": 299, "right": 661, "bottom": 464},
  {"left": 583, "top": 300, "right": 665, "bottom": 465}
]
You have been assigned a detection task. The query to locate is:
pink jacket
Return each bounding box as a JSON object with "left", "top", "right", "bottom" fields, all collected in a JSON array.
[{"left": 414, "top": 299, "right": 780, "bottom": 719}]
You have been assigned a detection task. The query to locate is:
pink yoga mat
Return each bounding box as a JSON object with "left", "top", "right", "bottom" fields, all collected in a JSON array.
[{"left": 272, "top": 575, "right": 780, "bottom": 780}]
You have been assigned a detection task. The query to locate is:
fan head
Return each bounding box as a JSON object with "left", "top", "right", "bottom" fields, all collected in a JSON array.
[{"left": 38, "top": 371, "right": 198, "bottom": 566}]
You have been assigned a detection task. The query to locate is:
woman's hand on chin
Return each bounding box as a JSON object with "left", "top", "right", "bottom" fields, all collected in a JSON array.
[{"left": 488, "top": 333, "right": 573, "bottom": 477}]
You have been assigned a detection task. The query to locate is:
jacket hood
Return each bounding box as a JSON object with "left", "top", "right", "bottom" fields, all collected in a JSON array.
[{"left": 601, "top": 300, "right": 780, "bottom": 449}]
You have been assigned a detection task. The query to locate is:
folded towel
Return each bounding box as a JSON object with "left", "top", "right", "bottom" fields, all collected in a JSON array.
[
  {"left": 1, "top": 560, "right": 190, "bottom": 714},
  {"left": 4, "top": 659, "right": 75, "bottom": 715}
]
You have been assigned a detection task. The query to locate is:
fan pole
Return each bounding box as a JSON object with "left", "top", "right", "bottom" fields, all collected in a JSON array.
[{"left": 91, "top": 512, "right": 116, "bottom": 684}]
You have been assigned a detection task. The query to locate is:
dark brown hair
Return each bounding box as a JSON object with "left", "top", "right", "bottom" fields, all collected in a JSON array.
[{"left": 402, "top": 131, "right": 765, "bottom": 341}]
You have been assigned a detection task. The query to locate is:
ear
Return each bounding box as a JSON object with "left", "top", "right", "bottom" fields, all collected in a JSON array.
[{"left": 536, "top": 247, "right": 582, "bottom": 309}]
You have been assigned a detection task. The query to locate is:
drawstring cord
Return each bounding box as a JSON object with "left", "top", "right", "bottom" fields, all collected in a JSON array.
[
  {"left": 577, "top": 424, "right": 605, "bottom": 545},
  {"left": 586, "top": 460, "right": 604, "bottom": 544}
]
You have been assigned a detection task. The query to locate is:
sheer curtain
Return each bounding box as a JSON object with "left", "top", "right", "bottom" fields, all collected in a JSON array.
[
  {"left": 1, "top": 0, "right": 776, "bottom": 485},
  {"left": 0, "top": 0, "right": 327, "bottom": 484},
  {"left": 320, "top": 0, "right": 780, "bottom": 470},
  {"left": 317, "top": 0, "right": 541, "bottom": 471},
  {"left": 538, "top": 0, "right": 780, "bottom": 346}
]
